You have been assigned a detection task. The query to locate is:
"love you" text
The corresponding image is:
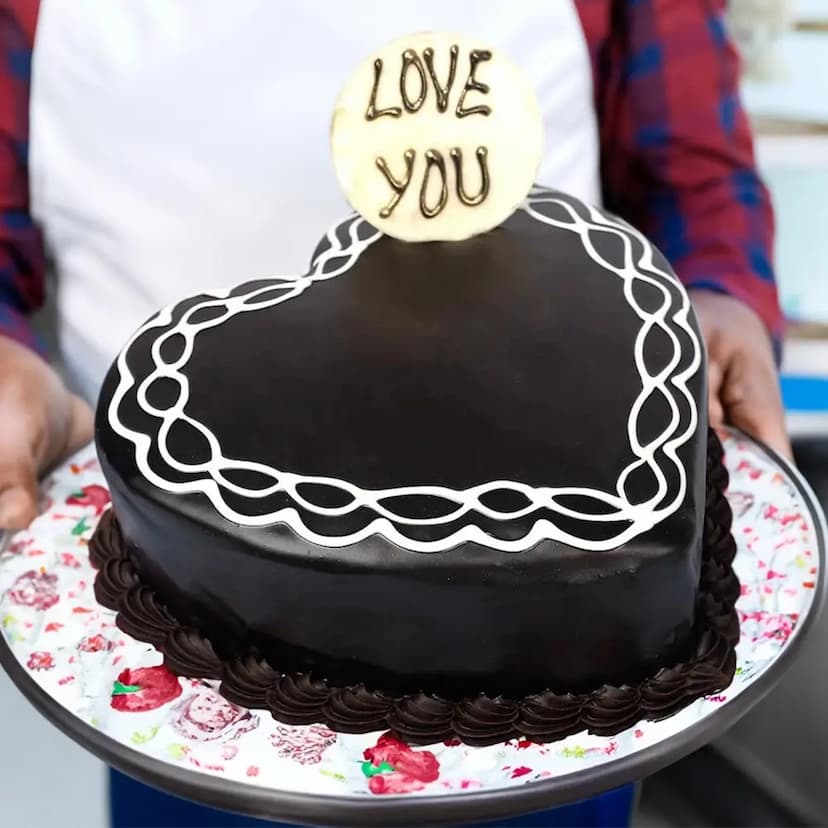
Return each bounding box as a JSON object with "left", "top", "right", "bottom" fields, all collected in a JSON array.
[{"left": 365, "top": 46, "right": 493, "bottom": 220}]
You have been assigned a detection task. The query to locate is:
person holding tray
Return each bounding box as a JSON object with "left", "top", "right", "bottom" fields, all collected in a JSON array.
[{"left": 0, "top": 1, "right": 787, "bottom": 826}]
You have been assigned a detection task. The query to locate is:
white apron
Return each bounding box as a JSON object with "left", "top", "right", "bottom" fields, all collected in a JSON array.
[{"left": 29, "top": 0, "right": 600, "bottom": 404}]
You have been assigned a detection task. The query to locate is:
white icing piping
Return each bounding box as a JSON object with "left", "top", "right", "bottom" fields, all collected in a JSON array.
[{"left": 107, "top": 194, "right": 701, "bottom": 552}]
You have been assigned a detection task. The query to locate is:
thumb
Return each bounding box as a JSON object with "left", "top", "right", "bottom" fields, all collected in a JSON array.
[
  {"left": 44, "top": 393, "right": 95, "bottom": 473},
  {"left": 721, "top": 352, "right": 792, "bottom": 462},
  {"left": 706, "top": 358, "right": 731, "bottom": 449},
  {"left": 0, "top": 395, "right": 42, "bottom": 530},
  {"left": 0, "top": 484, "right": 38, "bottom": 529},
  {"left": 67, "top": 395, "right": 95, "bottom": 455},
  {"left": 0, "top": 457, "right": 39, "bottom": 530}
]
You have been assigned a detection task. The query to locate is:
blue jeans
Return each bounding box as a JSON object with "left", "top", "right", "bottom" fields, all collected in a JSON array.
[{"left": 110, "top": 770, "right": 634, "bottom": 827}]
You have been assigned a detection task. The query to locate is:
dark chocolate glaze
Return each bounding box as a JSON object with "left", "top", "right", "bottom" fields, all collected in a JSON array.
[
  {"left": 95, "top": 188, "right": 709, "bottom": 698},
  {"left": 89, "top": 433, "right": 738, "bottom": 746}
]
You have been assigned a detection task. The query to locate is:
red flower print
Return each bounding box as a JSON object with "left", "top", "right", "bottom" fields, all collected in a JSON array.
[
  {"left": 170, "top": 685, "right": 258, "bottom": 742},
  {"left": 8, "top": 570, "right": 59, "bottom": 611},
  {"left": 188, "top": 756, "right": 224, "bottom": 772},
  {"left": 77, "top": 634, "right": 113, "bottom": 653},
  {"left": 27, "top": 651, "right": 55, "bottom": 671},
  {"left": 362, "top": 732, "right": 440, "bottom": 795},
  {"left": 7, "top": 538, "right": 34, "bottom": 556},
  {"left": 739, "top": 611, "right": 797, "bottom": 644},
  {"left": 60, "top": 552, "right": 82, "bottom": 569},
  {"left": 66, "top": 484, "right": 110, "bottom": 515},
  {"left": 737, "top": 460, "right": 763, "bottom": 480},
  {"left": 270, "top": 724, "right": 336, "bottom": 765},
  {"left": 246, "top": 766, "right": 260, "bottom": 778},
  {"left": 368, "top": 772, "right": 434, "bottom": 795},
  {"left": 511, "top": 766, "right": 532, "bottom": 779},
  {"left": 110, "top": 666, "right": 182, "bottom": 712},
  {"left": 779, "top": 511, "right": 805, "bottom": 529}
]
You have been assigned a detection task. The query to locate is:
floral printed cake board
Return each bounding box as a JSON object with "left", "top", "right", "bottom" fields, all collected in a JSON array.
[{"left": 0, "top": 429, "right": 825, "bottom": 827}]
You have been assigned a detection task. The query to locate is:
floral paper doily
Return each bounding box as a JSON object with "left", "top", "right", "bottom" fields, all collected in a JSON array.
[{"left": 0, "top": 434, "right": 822, "bottom": 799}]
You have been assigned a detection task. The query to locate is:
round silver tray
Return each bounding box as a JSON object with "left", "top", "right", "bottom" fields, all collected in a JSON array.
[{"left": 1, "top": 429, "right": 824, "bottom": 826}]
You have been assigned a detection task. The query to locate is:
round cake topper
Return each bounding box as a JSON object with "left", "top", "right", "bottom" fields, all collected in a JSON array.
[{"left": 330, "top": 32, "right": 544, "bottom": 242}]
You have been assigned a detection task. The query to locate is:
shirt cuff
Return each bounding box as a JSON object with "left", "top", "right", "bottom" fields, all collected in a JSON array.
[{"left": 0, "top": 303, "right": 46, "bottom": 356}]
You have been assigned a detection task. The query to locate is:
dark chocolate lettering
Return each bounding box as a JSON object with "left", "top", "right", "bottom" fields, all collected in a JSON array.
[
  {"left": 376, "top": 150, "right": 416, "bottom": 218},
  {"left": 423, "top": 45, "right": 458, "bottom": 113},
  {"left": 400, "top": 49, "right": 427, "bottom": 113},
  {"left": 456, "top": 49, "right": 492, "bottom": 118},
  {"left": 451, "top": 146, "right": 489, "bottom": 206},
  {"left": 420, "top": 149, "right": 448, "bottom": 218},
  {"left": 365, "top": 59, "right": 402, "bottom": 121}
]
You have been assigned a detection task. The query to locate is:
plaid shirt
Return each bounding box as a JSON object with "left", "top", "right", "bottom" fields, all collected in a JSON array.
[{"left": 0, "top": 0, "right": 782, "bottom": 358}]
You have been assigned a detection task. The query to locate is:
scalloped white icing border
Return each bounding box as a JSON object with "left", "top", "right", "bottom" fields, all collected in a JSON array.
[{"left": 107, "top": 191, "right": 701, "bottom": 552}]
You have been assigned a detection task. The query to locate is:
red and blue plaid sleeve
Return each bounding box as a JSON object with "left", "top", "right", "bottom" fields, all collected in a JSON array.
[
  {"left": 580, "top": 0, "right": 783, "bottom": 357},
  {"left": 0, "top": 0, "right": 45, "bottom": 354}
]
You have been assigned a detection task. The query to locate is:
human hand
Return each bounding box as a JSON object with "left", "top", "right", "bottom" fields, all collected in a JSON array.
[
  {"left": 689, "top": 289, "right": 792, "bottom": 460},
  {"left": 0, "top": 336, "right": 94, "bottom": 529}
]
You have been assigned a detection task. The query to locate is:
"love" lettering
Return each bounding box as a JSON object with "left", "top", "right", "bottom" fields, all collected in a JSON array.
[{"left": 365, "top": 46, "right": 493, "bottom": 120}]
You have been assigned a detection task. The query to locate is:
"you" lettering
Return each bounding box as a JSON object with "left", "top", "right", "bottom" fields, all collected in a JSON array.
[{"left": 376, "top": 146, "right": 490, "bottom": 219}]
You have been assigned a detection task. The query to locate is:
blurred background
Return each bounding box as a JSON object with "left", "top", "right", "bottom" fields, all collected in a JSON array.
[{"left": 1, "top": 0, "right": 827, "bottom": 825}]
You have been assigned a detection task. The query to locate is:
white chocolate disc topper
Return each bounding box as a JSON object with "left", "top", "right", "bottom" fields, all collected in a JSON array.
[{"left": 330, "top": 32, "right": 544, "bottom": 242}]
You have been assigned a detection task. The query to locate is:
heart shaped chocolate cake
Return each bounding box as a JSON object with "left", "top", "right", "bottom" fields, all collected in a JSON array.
[{"left": 91, "top": 33, "right": 738, "bottom": 746}]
